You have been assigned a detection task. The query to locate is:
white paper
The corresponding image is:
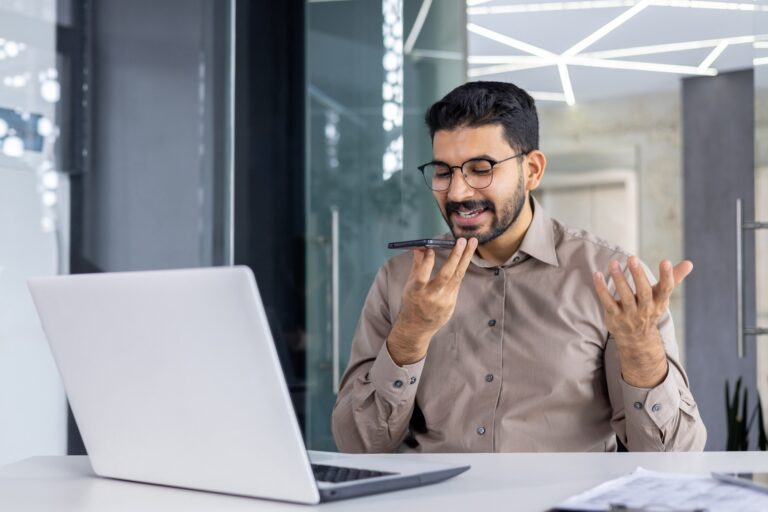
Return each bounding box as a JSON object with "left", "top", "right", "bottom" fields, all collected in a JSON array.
[{"left": 557, "top": 467, "right": 768, "bottom": 512}]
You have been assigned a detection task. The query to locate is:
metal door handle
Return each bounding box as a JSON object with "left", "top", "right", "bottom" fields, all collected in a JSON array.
[
  {"left": 735, "top": 198, "right": 768, "bottom": 358},
  {"left": 331, "top": 206, "right": 341, "bottom": 393}
]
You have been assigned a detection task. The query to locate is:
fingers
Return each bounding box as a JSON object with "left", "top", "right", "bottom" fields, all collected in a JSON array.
[
  {"left": 409, "top": 247, "right": 435, "bottom": 286},
  {"left": 672, "top": 260, "right": 693, "bottom": 285},
  {"left": 627, "top": 256, "right": 652, "bottom": 308},
  {"left": 609, "top": 260, "right": 637, "bottom": 313},
  {"left": 449, "top": 237, "right": 478, "bottom": 286},
  {"left": 435, "top": 238, "right": 469, "bottom": 284},
  {"left": 652, "top": 259, "right": 679, "bottom": 304},
  {"left": 592, "top": 271, "right": 620, "bottom": 315}
]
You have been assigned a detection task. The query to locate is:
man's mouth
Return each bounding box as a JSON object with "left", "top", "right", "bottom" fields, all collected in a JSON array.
[{"left": 456, "top": 207, "right": 486, "bottom": 219}]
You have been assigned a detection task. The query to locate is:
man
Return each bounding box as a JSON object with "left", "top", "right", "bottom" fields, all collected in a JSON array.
[{"left": 332, "top": 81, "right": 706, "bottom": 452}]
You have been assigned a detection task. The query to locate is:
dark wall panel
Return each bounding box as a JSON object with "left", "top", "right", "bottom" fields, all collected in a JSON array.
[{"left": 683, "top": 69, "right": 755, "bottom": 450}]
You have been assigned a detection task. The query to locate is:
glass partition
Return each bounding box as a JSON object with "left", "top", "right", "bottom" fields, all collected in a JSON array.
[
  {"left": 305, "top": 0, "right": 465, "bottom": 450},
  {"left": 0, "top": 0, "right": 67, "bottom": 465}
]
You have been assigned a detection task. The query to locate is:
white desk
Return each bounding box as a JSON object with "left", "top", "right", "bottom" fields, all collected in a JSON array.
[{"left": 2, "top": 452, "right": 767, "bottom": 511}]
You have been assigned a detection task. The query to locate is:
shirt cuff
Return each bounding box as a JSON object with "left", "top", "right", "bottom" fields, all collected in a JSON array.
[
  {"left": 621, "top": 366, "right": 681, "bottom": 430},
  {"left": 367, "top": 342, "right": 425, "bottom": 404}
]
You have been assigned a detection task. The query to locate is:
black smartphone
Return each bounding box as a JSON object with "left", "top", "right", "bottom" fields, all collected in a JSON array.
[{"left": 387, "top": 239, "right": 456, "bottom": 249}]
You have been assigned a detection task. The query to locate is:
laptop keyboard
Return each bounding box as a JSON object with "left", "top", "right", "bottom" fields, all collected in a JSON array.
[{"left": 311, "top": 463, "right": 396, "bottom": 483}]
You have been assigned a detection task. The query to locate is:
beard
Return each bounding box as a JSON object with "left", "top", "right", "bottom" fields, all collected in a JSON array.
[{"left": 442, "top": 170, "right": 527, "bottom": 245}]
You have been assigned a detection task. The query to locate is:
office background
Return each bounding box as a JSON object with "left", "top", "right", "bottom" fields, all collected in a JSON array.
[{"left": 0, "top": 0, "right": 766, "bottom": 463}]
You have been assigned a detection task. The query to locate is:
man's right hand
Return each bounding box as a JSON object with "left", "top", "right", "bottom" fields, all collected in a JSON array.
[{"left": 386, "top": 237, "right": 478, "bottom": 366}]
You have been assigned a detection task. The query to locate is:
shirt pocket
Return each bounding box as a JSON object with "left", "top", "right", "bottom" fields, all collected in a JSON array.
[{"left": 416, "top": 331, "right": 459, "bottom": 428}]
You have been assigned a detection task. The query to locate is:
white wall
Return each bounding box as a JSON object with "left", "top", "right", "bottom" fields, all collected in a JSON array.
[{"left": 538, "top": 91, "right": 687, "bottom": 358}]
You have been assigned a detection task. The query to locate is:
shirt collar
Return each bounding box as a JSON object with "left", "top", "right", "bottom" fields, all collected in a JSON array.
[
  {"left": 464, "top": 195, "right": 559, "bottom": 269},
  {"left": 516, "top": 195, "right": 559, "bottom": 268},
  {"left": 439, "top": 195, "right": 560, "bottom": 268}
]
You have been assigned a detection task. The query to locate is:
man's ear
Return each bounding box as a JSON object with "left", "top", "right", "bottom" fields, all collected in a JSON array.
[{"left": 524, "top": 150, "right": 546, "bottom": 191}]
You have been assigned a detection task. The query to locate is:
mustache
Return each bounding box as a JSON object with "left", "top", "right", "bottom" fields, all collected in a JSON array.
[{"left": 445, "top": 200, "right": 494, "bottom": 215}]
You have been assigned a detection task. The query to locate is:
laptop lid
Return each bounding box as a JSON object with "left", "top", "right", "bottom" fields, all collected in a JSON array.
[{"left": 28, "top": 266, "right": 321, "bottom": 504}]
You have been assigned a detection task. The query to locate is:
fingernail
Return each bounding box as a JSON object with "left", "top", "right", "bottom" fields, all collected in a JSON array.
[
  {"left": 629, "top": 257, "right": 638, "bottom": 269},
  {"left": 609, "top": 260, "right": 620, "bottom": 272},
  {"left": 457, "top": 238, "right": 466, "bottom": 248}
]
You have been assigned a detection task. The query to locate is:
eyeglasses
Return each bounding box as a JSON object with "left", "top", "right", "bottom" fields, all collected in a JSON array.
[{"left": 417, "top": 152, "right": 528, "bottom": 192}]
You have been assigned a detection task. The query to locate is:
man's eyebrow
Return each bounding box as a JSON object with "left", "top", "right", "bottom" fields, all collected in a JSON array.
[{"left": 431, "top": 154, "right": 497, "bottom": 164}]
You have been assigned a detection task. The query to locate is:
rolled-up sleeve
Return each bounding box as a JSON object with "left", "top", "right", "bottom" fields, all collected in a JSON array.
[{"left": 332, "top": 264, "right": 423, "bottom": 453}]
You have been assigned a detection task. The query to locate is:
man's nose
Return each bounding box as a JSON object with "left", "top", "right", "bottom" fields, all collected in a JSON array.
[{"left": 446, "top": 168, "right": 475, "bottom": 202}]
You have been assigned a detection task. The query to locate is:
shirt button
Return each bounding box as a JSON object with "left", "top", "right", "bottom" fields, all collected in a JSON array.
[
  {"left": 485, "top": 374, "right": 494, "bottom": 383},
  {"left": 652, "top": 403, "right": 662, "bottom": 413},
  {"left": 476, "top": 426, "right": 486, "bottom": 435},
  {"left": 409, "top": 376, "right": 417, "bottom": 385},
  {"left": 393, "top": 380, "right": 403, "bottom": 388},
  {"left": 493, "top": 268, "right": 500, "bottom": 276},
  {"left": 513, "top": 256, "right": 520, "bottom": 263},
  {"left": 488, "top": 319, "right": 497, "bottom": 327},
  {"left": 633, "top": 401, "right": 643, "bottom": 409}
]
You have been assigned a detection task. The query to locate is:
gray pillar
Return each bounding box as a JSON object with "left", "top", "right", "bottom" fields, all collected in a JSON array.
[{"left": 683, "top": 69, "right": 756, "bottom": 450}]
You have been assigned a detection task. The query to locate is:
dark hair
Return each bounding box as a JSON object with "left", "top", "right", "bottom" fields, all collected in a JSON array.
[{"left": 425, "top": 81, "right": 538, "bottom": 153}]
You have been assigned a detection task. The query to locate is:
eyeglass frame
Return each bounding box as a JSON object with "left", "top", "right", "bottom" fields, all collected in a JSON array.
[{"left": 417, "top": 151, "right": 529, "bottom": 191}]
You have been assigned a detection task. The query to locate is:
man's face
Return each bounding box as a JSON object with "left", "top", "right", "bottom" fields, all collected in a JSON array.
[{"left": 431, "top": 124, "right": 528, "bottom": 244}]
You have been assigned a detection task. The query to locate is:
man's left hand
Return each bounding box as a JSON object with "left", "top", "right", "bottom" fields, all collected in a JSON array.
[{"left": 593, "top": 256, "right": 693, "bottom": 388}]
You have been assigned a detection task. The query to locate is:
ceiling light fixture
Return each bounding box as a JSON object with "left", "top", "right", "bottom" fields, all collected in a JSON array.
[
  {"left": 566, "top": 55, "right": 717, "bottom": 75},
  {"left": 529, "top": 91, "right": 569, "bottom": 102},
  {"left": 558, "top": 62, "right": 576, "bottom": 105},
  {"left": 468, "top": 0, "right": 767, "bottom": 15},
  {"left": 469, "top": 1, "right": 636, "bottom": 15},
  {"left": 468, "top": 62, "right": 553, "bottom": 78},
  {"left": 468, "top": 54, "right": 717, "bottom": 76},
  {"left": 697, "top": 40, "right": 729, "bottom": 71},
  {"left": 404, "top": 0, "right": 432, "bottom": 54},
  {"left": 583, "top": 35, "right": 756, "bottom": 59},
  {"left": 649, "top": 0, "right": 763, "bottom": 11},
  {"left": 467, "top": 23, "right": 557, "bottom": 58},
  {"left": 562, "top": 0, "right": 651, "bottom": 57}
]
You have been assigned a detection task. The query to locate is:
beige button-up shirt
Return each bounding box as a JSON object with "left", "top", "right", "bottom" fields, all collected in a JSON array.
[{"left": 332, "top": 197, "right": 706, "bottom": 453}]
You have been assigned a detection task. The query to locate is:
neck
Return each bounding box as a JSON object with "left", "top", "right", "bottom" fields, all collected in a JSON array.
[{"left": 476, "top": 195, "right": 534, "bottom": 266}]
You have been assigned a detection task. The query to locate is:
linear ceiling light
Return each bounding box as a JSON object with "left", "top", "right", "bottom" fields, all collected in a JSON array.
[
  {"left": 648, "top": 1, "right": 764, "bottom": 11},
  {"left": 583, "top": 35, "right": 756, "bottom": 59},
  {"left": 468, "top": 55, "right": 549, "bottom": 64},
  {"left": 697, "top": 40, "right": 729, "bottom": 71},
  {"left": 755, "top": 57, "right": 768, "bottom": 66},
  {"left": 562, "top": 0, "right": 651, "bottom": 57},
  {"left": 528, "top": 91, "right": 569, "bottom": 102},
  {"left": 558, "top": 62, "right": 576, "bottom": 105},
  {"left": 469, "top": 0, "right": 768, "bottom": 15},
  {"left": 468, "top": 1, "right": 635, "bottom": 15},
  {"left": 404, "top": 0, "right": 432, "bottom": 54},
  {"left": 469, "top": 54, "right": 717, "bottom": 75},
  {"left": 567, "top": 55, "right": 717, "bottom": 74},
  {"left": 467, "top": 23, "right": 557, "bottom": 58},
  {"left": 468, "top": 62, "right": 554, "bottom": 78}
]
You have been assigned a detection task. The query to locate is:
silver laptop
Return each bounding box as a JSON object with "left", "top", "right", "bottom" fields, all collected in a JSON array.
[{"left": 28, "top": 266, "right": 469, "bottom": 504}]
